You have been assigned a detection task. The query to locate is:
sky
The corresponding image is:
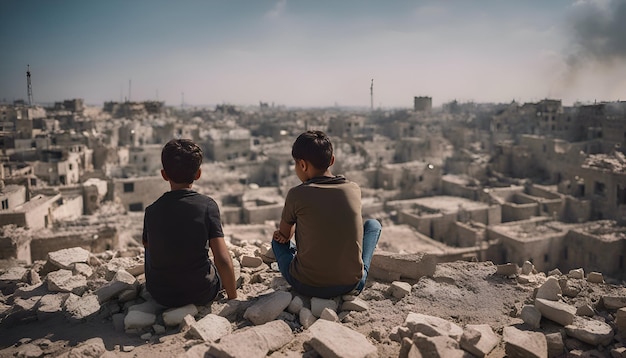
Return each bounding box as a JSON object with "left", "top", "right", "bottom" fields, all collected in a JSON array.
[{"left": 1, "top": 0, "right": 625, "bottom": 109}]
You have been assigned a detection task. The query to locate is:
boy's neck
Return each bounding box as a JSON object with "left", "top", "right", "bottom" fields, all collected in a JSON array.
[
  {"left": 305, "top": 169, "right": 333, "bottom": 181},
  {"left": 170, "top": 182, "right": 193, "bottom": 191}
]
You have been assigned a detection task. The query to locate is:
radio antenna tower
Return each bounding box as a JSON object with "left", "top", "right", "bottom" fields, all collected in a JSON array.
[
  {"left": 26, "top": 64, "right": 34, "bottom": 105},
  {"left": 370, "top": 79, "right": 374, "bottom": 111}
]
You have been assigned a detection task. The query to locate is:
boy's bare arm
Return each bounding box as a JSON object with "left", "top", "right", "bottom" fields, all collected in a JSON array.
[
  {"left": 209, "top": 237, "right": 238, "bottom": 299},
  {"left": 273, "top": 219, "right": 294, "bottom": 244}
]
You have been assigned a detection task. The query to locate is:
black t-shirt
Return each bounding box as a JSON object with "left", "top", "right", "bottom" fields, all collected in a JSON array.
[{"left": 142, "top": 189, "right": 223, "bottom": 307}]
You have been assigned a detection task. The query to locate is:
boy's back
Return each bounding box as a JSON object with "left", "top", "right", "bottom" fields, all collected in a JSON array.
[{"left": 283, "top": 176, "right": 363, "bottom": 287}]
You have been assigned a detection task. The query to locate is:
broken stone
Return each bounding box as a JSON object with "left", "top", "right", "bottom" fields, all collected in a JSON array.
[
  {"left": 521, "top": 305, "right": 542, "bottom": 329},
  {"left": 536, "top": 276, "right": 562, "bottom": 301},
  {"left": 460, "top": 324, "right": 499, "bottom": 358},
  {"left": 564, "top": 316, "right": 614, "bottom": 346},
  {"left": 95, "top": 269, "right": 137, "bottom": 303},
  {"left": 47, "top": 247, "right": 90, "bottom": 270},
  {"left": 602, "top": 294, "right": 626, "bottom": 310},
  {"left": 241, "top": 255, "right": 263, "bottom": 268},
  {"left": 586, "top": 272, "right": 604, "bottom": 284},
  {"left": 559, "top": 278, "right": 582, "bottom": 298},
  {"left": 36, "top": 293, "right": 67, "bottom": 321},
  {"left": 576, "top": 304, "right": 595, "bottom": 317},
  {"left": 67, "top": 337, "right": 106, "bottom": 357},
  {"left": 412, "top": 332, "right": 467, "bottom": 358},
  {"left": 287, "top": 296, "right": 303, "bottom": 314},
  {"left": 320, "top": 307, "right": 339, "bottom": 322},
  {"left": 341, "top": 297, "right": 369, "bottom": 312},
  {"left": 47, "top": 269, "right": 87, "bottom": 296},
  {"left": 162, "top": 304, "right": 198, "bottom": 326},
  {"left": 495, "top": 263, "right": 519, "bottom": 276},
  {"left": 389, "top": 281, "right": 412, "bottom": 299},
  {"left": 503, "top": 326, "right": 547, "bottom": 358},
  {"left": 370, "top": 251, "right": 436, "bottom": 280},
  {"left": 548, "top": 268, "right": 562, "bottom": 276},
  {"left": 567, "top": 268, "right": 584, "bottom": 280},
  {"left": 544, "top": 332, "right": 564, "bottom": 358},
  {"left": 185, "top": 313, "right": 232, "bottom": 342},
  {"left": 534, "top": 298, "right": 576, "bottom": 326},
  {"left": 73, "top": 263, "right": 93, "bottom": 278},
  {"left": 299, "top": 307, "right": 317, "bottom": 329},
  {"left": 124, "top": 310, "right": 156, "bottom": 331},
  {"left": 244, "top": 290, "right": 292, "bottom": 325},
  {"left": 616, "top": 307, "right": 626, "bottom": 334},
  {"left": 311, "top": 297, "right": 339, "bottom": 318},
  {"left": 15, "top": 343, "right": 43, "bottom": 358},
  {"left": 521, "top": 261, "right": 534, "bottom": 275},
  {"left": 127, "top": 300, "right": 164, "bottom": 315},
  {"left": 64, "top": 293, "right": 100, "bottom": 321},
  {"left": 307, "top": 319, "right": 377, "bottom": 358},
  {"left": 102, "top": 257, "right": 144, "bottom": 279},
  {"left": 404, "top": 312, "right": 464, "bottom": 340}
]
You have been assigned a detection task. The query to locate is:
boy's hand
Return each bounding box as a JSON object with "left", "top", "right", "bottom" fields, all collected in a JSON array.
[{"left": 273, "top": 230, "right": 290, "bottom": 244}]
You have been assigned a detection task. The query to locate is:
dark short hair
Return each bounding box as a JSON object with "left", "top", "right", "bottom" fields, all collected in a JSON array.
[
  {"left": 161, "top": 139, "right": 203, "bottom": 184},
  {"left": 291, "top": 130, "right": 333, "bottom": 170}
]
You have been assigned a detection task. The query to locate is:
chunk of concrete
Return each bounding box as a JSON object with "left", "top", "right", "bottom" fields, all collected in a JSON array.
[
  {"left": 602, "top": 293, "right": 626, "bottom": 309},
  {"left": 67, "top": 337, "right": 106, "bottom": 358},
  {"left": 307, "top": 320, "right": 377, "bottom": 358},
  {"left": 616, "top": 307, "right": 626, "bottom": 334},
  {"left": 370, "top": 251, "right": 436, "bottom": 280},
  {"left": 586, "top": 272, "right": 604, "bottom": 283},
  {"left": 244, "top": 290, "right": 292, "bottom": 325},
  {"left": 185, "top": 313, "right": 232, "bottom": 342},
  {"left": 162, "top": 304, "right": 198, "bottom": 326},
  {"left": 521, "top": 305, "right": 542, "bottom": 329},
  {"left": 460, "top": 324, "right": 499, "bottom": 358},
  {"left": 567, "top": 268, "right": 584, "bottom": 279},
  {"left": 521, "top": 261, "right": 534, "bottom": 275},
  {"left": 404, "top": 312, "right": 464, "bottom": 340},
  {"left": 36, "top": 293, "right": 67, "bottom": 321},
  {"left": 564, "top": 316, "right": 614, "bottom": 346},
  {"left": 287, "top": 296, "right": 303, "bottom": 314},
  {"left": 320, "top": 307, "right": 339, "bottom": 322},
  {"left": 64, "top": 293, "right": 100, "bottom": 321},
  {"left": 389, "top": 281, "right": 412, "bottom": 299},
  {"left": 241, "top": 255, "right": 264, "bottom": 268},
  {"left": 47, "top": 247, "right": 90, "bottom": 270},
  {"left": 534, "top": 298, "right": 576, "bottom": 326},
  {"left": 95, "top": 269, "right": 137, "bottom": 303},
  {"left": 311, "top": 297, "right": 338, "bottom": 318},
  {"left": 412, "top": 333, "right": 467, "bottom": 358},
  {"left": 341, "top": 297, "right": 368, "bottom": 312},
  {"left": 124, "top": 310, "right": 156, "bottom": 330},
  {"left": 503, "top": 326, "right": 547, "bottom": 358},
  {"left": 495, "top": 263, "right": 519, "bottom": 276},
  {"left": 544, "top": 332, "right": 564, "bottom": 358},
  {"left": 47, "top": 269, "right": 87, "bottom": 295},
  {"left": 536, "top": 276, "right": 561, "bottom": 301},
  {"left": 299, "top": 307, "right": 317, "bottom": 329}
]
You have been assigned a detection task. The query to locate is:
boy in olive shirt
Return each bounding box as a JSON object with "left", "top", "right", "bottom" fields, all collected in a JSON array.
[
  {"left": 143, "top": 139, "right": 237, "bottom": 307},
  {"left": 273, "top": 130, "right": 382, "bottom": 298}
]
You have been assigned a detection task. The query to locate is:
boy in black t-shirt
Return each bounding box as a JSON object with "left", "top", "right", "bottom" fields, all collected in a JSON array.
[{"left": 142, "top": 139, "right": 237, "bottom": 307}]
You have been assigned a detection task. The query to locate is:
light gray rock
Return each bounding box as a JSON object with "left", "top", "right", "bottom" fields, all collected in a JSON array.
[
  {"left": 15, "top": 343, "right": 43, "bottom": 358},
  {"left": 544, "top": 332, "right": 564, "bottom": 358},
  {"left": 73, "top": 263, "right": 93, "bottom": 278},
  {"left": 586, "top": 272, "right": 604, "bottom": 283},
  {"left": 47, "top": 247, "right": 90, "bottom": 270},
  {"left": 127, "top": 300, "right": 164, "bottom": 315},
  {"left": 568, "top": 268, "right": 584, "bottom": 279},
  {"left": 503, "top": 326, "right": 547, "bottom": 358},
  {"left": 370, "top": 251, "right": 436, "bottom": 280},
  {"left": 162, "top": 304, "right": 198, "bottom": 326},
  {"left": 320, "top": 307, "right": 339, "bottom": 322},
  {"left": 460, "top": 324, "right": 499, "bottom": 358},
  {"left": 616, "top": 307, "right": 626, "bottom": 333},
  {"left": 521, "top": 261, "right": 534, "bottom": 275},
  {"left": 534, "top": 298, "right": 576, "bottom": 326},
  {"left": 47, "top": 269, "right": 87, "bottom": 295},
  {"left": 103, "top": 256, "right": 144, "bottom": 280},
  {"left": 206, "top": 320, "right": 292, "bottom": 358},
  {"left": 404, "top": 312, "right": 464, "bottom": 340},
  {"left": 311, "top": 297, "right": 339, "bottom": 318},
  {"left": 185, "top": 313, "right": 232, "bottom": 342},
  {"left": 603, "top": 293, "right": 626, "bottom": 309},
  {"left": 536, "top": 276, "right": 561, "bottom": 301},
  {"left": 521, "top": 305, "right": 542, "bottom": 329},
  {"left": 299, "top": 307, "right": 317, "bottom": 329},
  {"left": 389, "top": 281, "right": 412, "bottom": 299},
  {"left": 0, "top": 267, "right": 27, "bottom": 282},
  {"left": 564, "top": 316, "right": 614, "bottom": 346},
  {"left": 575, "top": 304, "right": 595, "bottom": 317},
  {"left": 95, "top": 269, "right": 137, "bottom": 303},
  {"left": 496, "top": 263, "right": 519, "bottom": 276},
  {"left": 244, "top": 290, "right": 292, "bottom": 325},
  {"left": 241, "top": 255, "right": 264, "bottom": 268},
  {"left": 36, "top": 293, "right": 67, "bottom": 321},
  {"left": 341, "top": 297, "right": 369, "bottom": 312},
  {"left": 287, "top": 296, "right": 303, "bottom": 314},
  {"left": 307, "top": 320, "right": 377, "bottom": 358},
  {"left": 548, "top": 268, "right": 562, "bottom": 276},
  {"left": 412, "top": 333, "right": 468, "bottom": 358},
  {"left": 611, "top": 347, "right": 626, "bottom": 358},
  {"left": 64, "top": 294, "right": 100, "bottom": 320},
  {"left": 124, "top": 310, "right": 156, "bottom": 330}
]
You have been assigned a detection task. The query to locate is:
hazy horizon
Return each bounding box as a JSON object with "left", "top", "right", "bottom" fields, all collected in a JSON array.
[{"left": 1, "top": 0, "right": 625, "bottom": 108}]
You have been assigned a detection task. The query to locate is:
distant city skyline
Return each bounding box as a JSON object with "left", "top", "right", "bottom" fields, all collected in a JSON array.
[{"left": 1, "top": 0, "right": 625, "bottom": 108}]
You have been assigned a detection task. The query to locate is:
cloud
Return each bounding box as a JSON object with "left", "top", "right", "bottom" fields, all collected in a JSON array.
[{"left": 265, "top": 0, "right": 287, "bottom": 19}]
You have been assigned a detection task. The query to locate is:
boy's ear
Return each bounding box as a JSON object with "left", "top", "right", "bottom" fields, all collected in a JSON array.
[
  {"left": 160, "top": 169, "right": 169, "bottom": 182},
  {"left": 298, "top": 159, "right": 308, "bottom": 172},
  {"left": 195, "top": 168, "right": 202, "bottom": 180},
  {"left": 329, "top": 155, "right": 335, "bottom": 167}
]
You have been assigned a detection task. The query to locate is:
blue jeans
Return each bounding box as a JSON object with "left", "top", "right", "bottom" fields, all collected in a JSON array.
[{"left": 272, "top": 219, "right": 382, "bottom": 298}]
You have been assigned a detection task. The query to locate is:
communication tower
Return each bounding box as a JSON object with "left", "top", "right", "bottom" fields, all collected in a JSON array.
[
  {"left": 26, "top": 64, "right": 34, "bottom": 105},
  {"left": 370, "top": 79, "right": 374, "bottom": 111}
]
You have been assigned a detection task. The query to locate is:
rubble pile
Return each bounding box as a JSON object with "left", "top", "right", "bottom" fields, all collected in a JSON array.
[{"left": 0, "top": 243, "right": 624, "bottom": 357}]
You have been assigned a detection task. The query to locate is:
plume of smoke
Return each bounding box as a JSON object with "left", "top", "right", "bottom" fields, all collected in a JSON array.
[{"left": 567, "top": 0, "right": 626, "bottom": 67}]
